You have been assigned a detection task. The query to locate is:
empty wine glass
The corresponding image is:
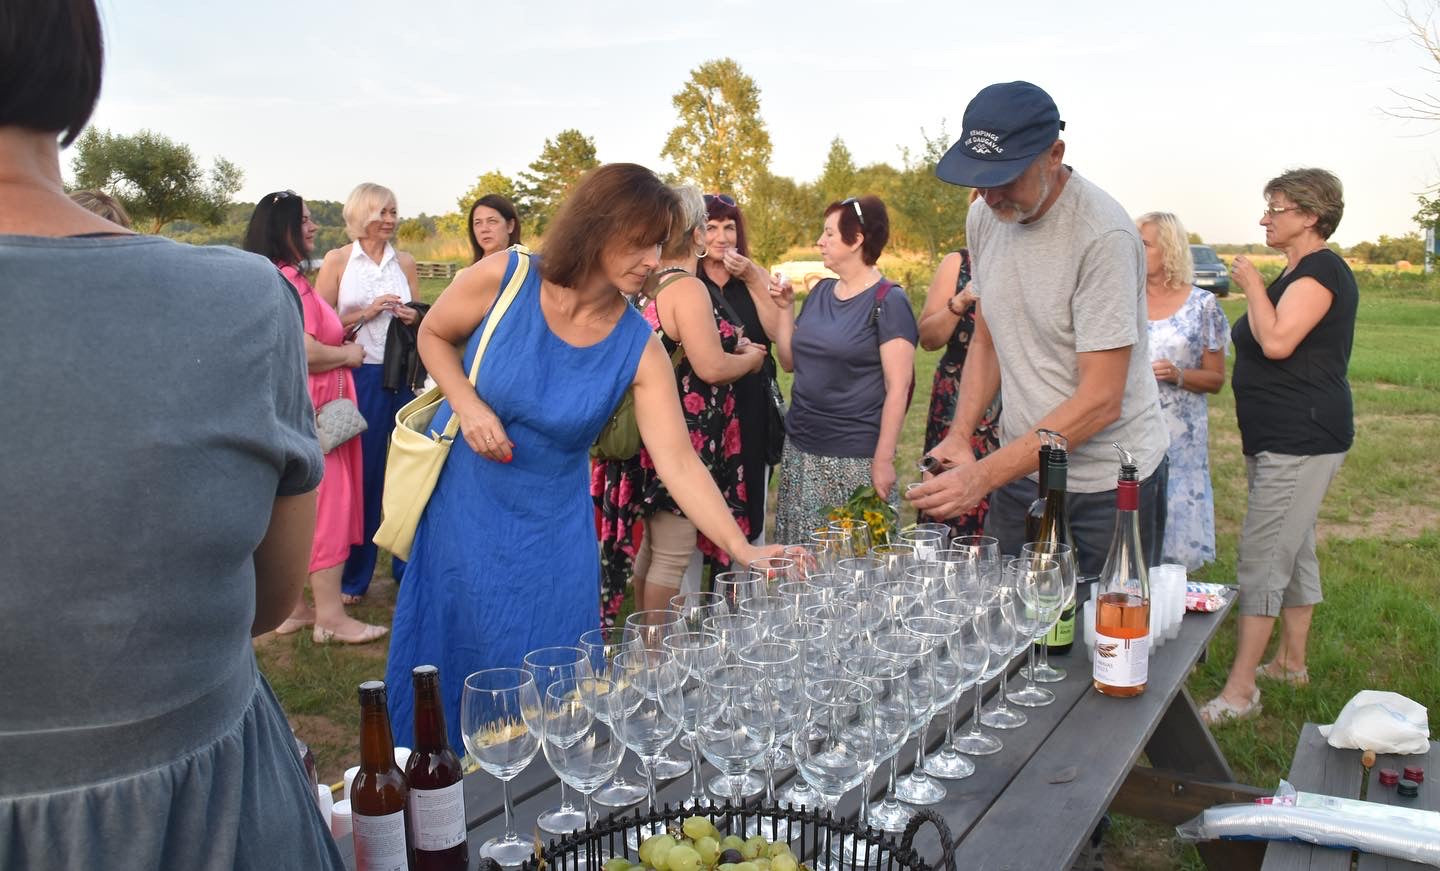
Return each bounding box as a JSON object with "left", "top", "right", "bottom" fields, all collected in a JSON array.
[
  {"left": 792, "top": 678, "right": 876, "bottom": 870},
  {"left": 953, "top": 588, "right": 1005, "bottom": 755},
  {"left": 538, "top": 677, "right": 625, "bottom": 839},
  {"left": 625, "top": 609, "right": 690, "bottom": 780},
  {"left": 834, "top": 556, "right": 884, "bottom": 589},
  {"left": 695, "top": 664, "right": 774, "bottom": 827},
  {"left": 736, "top": 642, "right": 801, "bottom": 801},
  {"left": 912, "top": 522, "right": 953, "bottom": 549},
  {"left": 748, "top": 557, "right": 797, "bottom": 592},
  {"left": 670, "top": 590, "right": 729, "bottom": 630},
  {"left": 1019, "top": 542, "right": 1077, "bottom": 683},
  {"left": 870, "top": 543, "right": 916, "bottom": 582},
  {"left": 828, "top": 518, "right": 871, "bottom": 557},
  {"left": 895, "top": 615, "right": 965, "bottom": 802},
  {"left": 804, "top": 601, "right": 860, "bottom": 656},
  {"left": 522, "top": 646, "right": 594, "bottom": 835},
  {"left": 739, "top": 595, "right": 796, "bottom": 640},
  {"left": 782, "top": 543, "right": 824, "bottom": 577},
  {"left": 663, "top": 630, "right": 724, "bottom": 809},
  {"left": 842, "top": 653, "right": 912, "bottom": 836},
  {"left": 869, "top": 631, "right": 930, "bottom": 830},
  {"left": 898, "top": 527, "right": 944, "bottom": 562},
  {"left": 702, "top": 612, "right": 760, "bottom": 659},
  {"left": 773, "top": 620, "right": 827, "bottom": 810},
  {"left": 951, "top": 535, "right": 1001, "bottom": 588},
  {"left": 933, "top": 548, "right": 981, "bottom": 598},
  {"left": 807, "top": 530, "right": 850, "bottom": 573},
  {"left": 925, "top": 596, "right": 989, "bottom": 778},
  {"left": 713, "top": 570, "right": 763, "bottom": 613},
  {"left": 803, "top": 571, "right": 846, "bottom": 603},
  {"left": 980, "top": 584, "right": 1030, "bottom": 730},
  {"left": 776, "top": 580, "right": 824, "bottom": 617},
  {"left": 1007, "top": 556, "right": 1063, "bottom": 708},
  {"left": 577, "top": 626, "right": 646, "bottom": 807},
  {"left": 609, "top": 648, "right": 684, "bottom": 847},
  {"left": 463, "top": 668, "right": 541, "bottom": 867}
]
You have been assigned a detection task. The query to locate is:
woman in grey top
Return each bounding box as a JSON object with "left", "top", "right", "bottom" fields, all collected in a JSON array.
[{"left": 0, "top": 3, "right": 344, "bottom": 867}]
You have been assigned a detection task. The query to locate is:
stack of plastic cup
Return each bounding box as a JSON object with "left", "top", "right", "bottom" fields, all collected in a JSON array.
[
  {"left": 1160, "top": 564, "right": 1187, "bottom": 639},
  {"left": 330, "top": 799, "right": 352, "bottom": 839},
  {"left": 316, "top": 784, "right": 334, "bottom": 830},
  {"left": 1082, "top": 598, "right": 1097, "bottom": 662}
]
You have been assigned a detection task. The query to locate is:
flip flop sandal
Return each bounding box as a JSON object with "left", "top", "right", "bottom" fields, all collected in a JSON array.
[
  {"left": 1200, "top": 689, "right": 1262, "bottom": 726},
  {"left": 1255, "top": 662, "right": 1310, "bottom": 686}
]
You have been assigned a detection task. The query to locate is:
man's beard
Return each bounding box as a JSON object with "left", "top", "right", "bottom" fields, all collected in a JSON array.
[{"left": 990, "top": 171, "right": 1052, "bottom": 224}]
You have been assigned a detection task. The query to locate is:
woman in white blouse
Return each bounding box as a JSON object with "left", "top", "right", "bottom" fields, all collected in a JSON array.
[{"left": 316, "top": 182, "right": 420, "bottom": 604}]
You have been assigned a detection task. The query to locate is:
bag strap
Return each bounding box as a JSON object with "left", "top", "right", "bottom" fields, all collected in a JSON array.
[
  {"left": 650, "top": 271, "right": 698, "bottom": 369},
  {"left": 441, "top": 245, "right": 531, "bottom": 439}
]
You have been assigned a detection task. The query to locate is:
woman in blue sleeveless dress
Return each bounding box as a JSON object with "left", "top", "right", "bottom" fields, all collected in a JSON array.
[{"left": 385, "top": 165, "right": 779, "bottom": 751}]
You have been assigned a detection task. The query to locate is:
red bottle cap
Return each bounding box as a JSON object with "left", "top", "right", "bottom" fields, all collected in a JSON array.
[
  {"left": 1379, "top": 768, "right": 1401, "bottom": 786},
  {"left": 1404, "top": 765, "right": 1424, "bottom": 783}
]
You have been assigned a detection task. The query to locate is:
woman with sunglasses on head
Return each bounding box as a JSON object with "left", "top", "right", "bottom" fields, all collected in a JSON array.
[
  {"left": 1201, "top": 168, "right": 1356, "bottom": 726},
  {"left": 244, "top": 191, "right": 387, "bottom": 644},
  {"left": 695, "top": 193, "right": 790, "bottom": 548},
  {"left": 0, "top": 2, "right": 343, "bottom": 865},
  {"left": 315, "top": 182, "right": 421, "bottom": 604},
  {"left": 770, "top": 195, "right": 919, "bottom": 543},
  {"left": 593, "top": 187, "right": 768, "bottom": 617},
  {"left": 467, "top": 193, "right": 522, "bottom": 263}
]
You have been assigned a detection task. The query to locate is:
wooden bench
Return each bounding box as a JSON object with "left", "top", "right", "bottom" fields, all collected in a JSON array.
[
  {"left": 1261, "top": 722, "right": 1439, "bottom": 870},
  {"left": 416, "top": 261, "right": 458, "bottom": 279}
]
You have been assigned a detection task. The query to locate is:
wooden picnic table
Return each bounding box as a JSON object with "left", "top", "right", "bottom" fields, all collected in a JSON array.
[{"left": 339, "top": 589, "right": 1259, "bottom": 871}]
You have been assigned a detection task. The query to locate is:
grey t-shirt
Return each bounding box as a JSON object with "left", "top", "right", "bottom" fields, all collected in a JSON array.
[
  {"left": 967, "top": 170, "right": 1169, "bottom": 492},
  {"left": 786, "top": 278, "right": 919, "bottom": 457}
]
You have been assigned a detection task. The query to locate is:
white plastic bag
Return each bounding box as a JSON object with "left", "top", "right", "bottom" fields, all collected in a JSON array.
[{"left": 1318, "top": 690, "right": 1430, "bottom": 754}]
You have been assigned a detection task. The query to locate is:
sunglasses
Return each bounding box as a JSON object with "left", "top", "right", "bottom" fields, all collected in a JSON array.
[
  {"left": 841, "top": 196, "right": 866, "bottom": 227},
  {"left": 704, "top": 193, "right": 737, "bottom": 207},
  {"left": 268, "top": 189, "right": 297, "bottom": 205}
]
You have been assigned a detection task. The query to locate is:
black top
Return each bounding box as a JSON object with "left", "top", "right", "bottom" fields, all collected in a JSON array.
[
  {"left": 1231, "top": 248, "right": 1357, "bottom": 456},
  {"left": 698, "top": 269, "right": 773, "bottom": 540}
]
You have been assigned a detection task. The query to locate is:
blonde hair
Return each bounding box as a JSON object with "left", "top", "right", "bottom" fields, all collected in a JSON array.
[
  {"left": 663, "top": 185, "right": 706, "bottom": 262},
  {"left": 1135, "top": 211, "right": 1194, "bottom": 288},
  {"left": 69, "top": 189, "right": 131, "bottom": 228},
  {"left": 343, "top": 182, "right": 397, "bottom": 240}
]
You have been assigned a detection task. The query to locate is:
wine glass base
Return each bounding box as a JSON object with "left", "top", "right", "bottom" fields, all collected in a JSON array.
[
  {"left": 923, "top": 749, "right": 976, "bottom": 779},
  {"left": 536, "top": 804, "right": 590, "bottom": 835},
  {"left": 591, "top": 779, "right": 647, "bottom": 807},
  {"left": 775, "top": 782, "right": 817, "bottom": 809},
  {"left": 1030, "top": 662, "right": 1067, "bottom": 683},
  {"left": 866, "top": 798, "right": 916, "bottom": 832},
  {"left": 894, "top": 774, "right": 946, "bottom": 805},
  {"left": 708, "top": 772, "right": 764, "bottom": 800},
  {"left": 744, "top": 814, "right": 796, "bottom": 842},
  {"left": 830, "top": 831, "right": 890, "bottom": 866},
  {"left": 480, "top": 834, "right": 537, "bottom": 867},
  {"left": 639, "top": 753, "right": 691, "bottom": 781},
  {"left": 950, "top": 730, "right": 1004, "bottom": 756},
  {"left": 1007, "top": 685, "right": 1055, "bottom": 707},
  {"left": 979, "top": 703, "right": 1028, "bottom": 729}
]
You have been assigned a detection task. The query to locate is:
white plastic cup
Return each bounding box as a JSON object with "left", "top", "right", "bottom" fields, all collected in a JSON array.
[
  {"left": 343, "top": 766, "right": 359, "bottom": 803},
  {"left": 330, "top": 799, "right": 352, "bottom": 839},
  {"left": 317, "top": 783, "right": 334, "bottom": 830},
  {"left": 1082, "top": 599, "right": 1096, "bottom": 662}
]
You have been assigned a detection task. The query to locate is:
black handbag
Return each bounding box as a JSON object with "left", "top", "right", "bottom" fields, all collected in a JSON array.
[{"left": 760, "top": 354, "right": 787, "bottom": 466}]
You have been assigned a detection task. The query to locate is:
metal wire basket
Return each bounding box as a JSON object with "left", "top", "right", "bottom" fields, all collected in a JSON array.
[{"left": 513, "top": 803, "right": 955, "bottom": 871}]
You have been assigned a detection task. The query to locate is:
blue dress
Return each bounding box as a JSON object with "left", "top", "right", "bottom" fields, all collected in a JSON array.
[
  {"left": 385, "top": 253, "right": 653, "bottom": 752},
  {"left": 1147, "top": 287, "right": 1230, "bottom": 570}
]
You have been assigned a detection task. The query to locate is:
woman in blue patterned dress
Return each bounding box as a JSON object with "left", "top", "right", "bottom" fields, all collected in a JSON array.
[
  {"left": 385, "top": 165, "right": 779, "bottom": 751},
  {"left": 1138, "top": 212, "right": 1229, "bottom": 570}
]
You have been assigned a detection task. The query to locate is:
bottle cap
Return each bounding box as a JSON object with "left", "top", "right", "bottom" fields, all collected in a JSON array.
[
  {"left": 358, "top": 679, "right": 387, "bottom": 704},
  {"left": 1379, "top": 768, "right": 1401, "bottom": 787},
  {"left": 1404, "top": 765, "right": 1425, "bottom": 783},
  {"left": 1398, "top": 778, "right": 1420, "bottom": 797}
]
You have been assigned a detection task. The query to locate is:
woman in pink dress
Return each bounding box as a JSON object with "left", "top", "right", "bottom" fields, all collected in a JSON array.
[{"left": 244, "top": 191, "right": 386, "bottom": 643}]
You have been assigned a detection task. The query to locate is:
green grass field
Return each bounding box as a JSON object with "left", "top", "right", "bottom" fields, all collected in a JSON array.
[{"left": 262, "top": 267, "right": 1440, "bottom": 869}]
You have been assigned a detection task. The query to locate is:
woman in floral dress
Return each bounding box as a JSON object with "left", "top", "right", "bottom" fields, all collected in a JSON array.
[
  {"left": 915, "top": 248, "right": 1001, "bottom": 536},
  {"left": 593, "top": 187, "right": 766, "bottom": 616},
  {"left": 1138, "top": 212, "right": 1229, "bottom": 570}
]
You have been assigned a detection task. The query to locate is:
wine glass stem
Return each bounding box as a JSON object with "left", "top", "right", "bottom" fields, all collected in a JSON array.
[
  {"left": 969, "top": 682, "right": 985, "bottom": 735},
  {"left": 501, "top": 777, "right": 517, "bottom": 840},
  {"left": 1037, "top": 642, "right": 1051, "bottom": 671},
  {"left": 764, "top": 751, "right": 777, "bottom": 803},
  {"left": 584, "top": 792, "right": 596, "bottom": 828},
  {"left": 944, "top": 705, "right": 957, "bottom": 751},
  {"left": 859, "top": 772, "right": 874, "bottom": 827},
  {"left": 687, "top": 731, "right": 705, "bottom": 802},
  {"left": 1025, "top": 644, "right": 1038, "bottom": 692},
  {"left": 558, "top": 779, "right": 573, "bottom": 812},
  {"left": 884, "top": 756, "right": 899, "bottom": 803},
  {"left": 912, "top": 728, "right": 928, "bottom": 777},
  {"left": 643, "top": 759, "right": 658, "bottom": 814}
]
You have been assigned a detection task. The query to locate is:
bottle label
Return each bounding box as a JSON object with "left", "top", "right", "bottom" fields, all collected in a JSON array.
[
  {"left": 353, "top": 808, "right": 408, "bottom": 871},
  {"left": 409, "top": 781, "right": 467, "bottom": 851},
  {"left": 1045, "top": 607, "right": 1075, "bottom": 646},
  {"left": 1092, "top": 630, "right": 1150, "bottom": 687}
]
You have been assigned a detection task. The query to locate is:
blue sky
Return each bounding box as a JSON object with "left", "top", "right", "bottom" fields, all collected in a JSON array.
[{"left": 89, "top": 0, "right": 1439, "bottom": 247}]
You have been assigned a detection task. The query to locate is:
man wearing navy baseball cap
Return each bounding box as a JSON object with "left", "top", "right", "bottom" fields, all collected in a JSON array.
[{"left": 909, "top": 81, "right": 1171, "bottom": 578}]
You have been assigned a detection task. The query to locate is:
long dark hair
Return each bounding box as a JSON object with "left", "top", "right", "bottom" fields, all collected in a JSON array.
[
  {"left": 467, "top": 194, "right": 522, "bottom": 264},
  {"left": 243, "top": 191, "right": 306, "bottom": 268}
]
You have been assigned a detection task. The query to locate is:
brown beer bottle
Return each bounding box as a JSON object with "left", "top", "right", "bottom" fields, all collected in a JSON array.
[
  {"left": 352, "top": 680, "right": 410, "bottom": 871},
  {"left": 405, "top": 666, "right": 468, "bottom": 869}
]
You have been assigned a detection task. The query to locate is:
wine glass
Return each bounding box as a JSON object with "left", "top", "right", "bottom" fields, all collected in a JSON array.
[
  {"left": 776, "top": 580, "right": 824, "bottom": 617},
  {"left": 951, "top": 535, "right": 1001, "bottom": 587},
  {"left": 807, "top": 530, "right": 850, "bottom": 573},
  {"left": 902, "top": 562, "right": 946, "bottom": 606},
  {"left": 842, "top": 653, "right": 913, "bottom": 837},
  {"left": 701, "top": 613, "right": 763, "bottom": 799},
  {"left": 670, "top": 590, "right": 729, "bottom": 630},
  {"left": 804, "top": 601, "right": 860, "bottom": 656},
  {"left": 695, "top": 664, "right": 774, "bottom": 828},
  {"left": 870, "top": 543, "right": 916, "bottom": 582},
  {"left": 898, "top": 527, "right": 944, "bottom": 562},
  {"left": 828, "top": 517, "right": 871, "bottom": 556},
  {"left": 912, "top": 522, "right": 953, "bottom": 549},
  {"left": 803, "top": 571, "right": 846, "bottom": 604},
  {"left": 870, "top": 579, "right": 925, "bottom": 635},
  {"left": 736, "top": 641, "right": 801, "bottom": 804},
  {"left": 538, "top": 677, "right": 626, "bottom": 843},
  {"left": 624, "top": 609, "right": 691, "bottom": 780},
  {"left": 577, "top": 626, "right": 647, "bottom": 807},
  {"left": 934, "top": 548, "right": 981, "bottom": 598},
  {"left": 792, "top": 678, "right": 876, "bottom": 870},
  {"left": 894, "top": 615, "right": 965, "bottom": 803},
  {"left": 609, "top": 648, "right": 685, "bottom": 847},
  {"left": 522, "top": 646, "right": 594, "bottom": 836},
  {"left": 782, "top": 543, "right": 823, "bottom": 577},
  {"left": 713, "top": 570, "right": 763, "bottom": 613},
  {"left": 980, "top": 583, "right": 1030, "bottom": 730},
  {"left": 952, "top": 588, "right": 1005, "bottom": 755},
  {"left": 748, "top": 556, "right": 797, "bottom": 592},
  {"left": 1019, "top": 542, "right": 1077, "bottom": 683},
  {"left": 463, "top": 668, "right": 541, "bottom": 867},
  {"left": 925, "top": 596, "right": 988, "bottom": 779},
  {"left": 1007, "top": 556, "right": 1063, "bottom": 707},
  {"left": 841, "top": 586, "right": 891, "bottom": 645},
  {"left": 834, "top": 556, "right": 884, "bottom": 590},
  {"left": 773, "top": 620, "right": 827, "bottom": 810},
  {"left": 739, "top": 595, "right": 796, "bottom": 640},
  {"left": 869, "top": 631, "right": 931, "bottom": 829},
  {"left": 663, "top": 630, "right": 724, "bottom": 809}
]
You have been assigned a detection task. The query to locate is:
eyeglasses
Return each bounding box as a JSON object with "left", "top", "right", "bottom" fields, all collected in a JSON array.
[
  {"left": 704, "top": 193, "right": 736, "bottom": 207},
  {"left": 1262, "top": 204, "right": 1302, "bottom": 217},
  {"left": 841, "top": 196, "right": 866, "bottom": 227},
  {"left": 269, "top": 189, "right": 297, "bottom": 204}
]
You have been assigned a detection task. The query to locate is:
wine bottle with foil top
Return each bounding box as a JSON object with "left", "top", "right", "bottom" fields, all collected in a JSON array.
[
  {"left": 406, "top": 666, "right": 468, "bottom": 870},
  {"left": 1093, "top": 445, "right": 1151, "bottom": 698},
  {"left": 1036, "top": 432, "right": 1076, "bottom": 655},
  {"left": 351, "top": 680, "right": 411, "bottom": 871},
  {"left": 1023, "top": 429, "right": 1055, "bottom": 542}
]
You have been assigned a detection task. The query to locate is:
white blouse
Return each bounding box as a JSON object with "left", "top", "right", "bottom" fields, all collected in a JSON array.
[{"left": 336, "top": 242, "right": 412, "bottom": 364}]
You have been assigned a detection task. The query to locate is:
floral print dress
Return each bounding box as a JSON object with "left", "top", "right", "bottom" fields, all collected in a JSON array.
[
  {"left": 591, "top": 281, "right": 748, "bottom": 623},
  {"left": 1148, "top": 286, "right": 1230, "bottom": 570}
]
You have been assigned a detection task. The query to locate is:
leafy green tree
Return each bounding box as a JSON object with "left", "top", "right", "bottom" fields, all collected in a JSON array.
[
  {"left": 745, "top": 172, "right": 818, "bottom": 267},
  {"left": 1187, "top": 231, "right": 1204, "bottom": 244},
  {"left": 816, "top": 137, "right": 857, "bottom": 206},
  {"left": 70, "top": 128, "right": 242, "bottom": 233},
  {"left": 518, "top": 129, "right": 599, "bottom": 234},
  {"left": 887, "top": 126, "right": 970, "bottom": 262},
  {"left": 662, "top": 58, "right": 772, "bottom": 198}
]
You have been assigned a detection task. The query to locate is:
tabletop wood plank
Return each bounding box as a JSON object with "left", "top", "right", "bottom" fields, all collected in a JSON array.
[
  {"left": 1355, "top": 737, "right": 1439, "bottom": 871},
  {"left": 1260, "top": 723, "right": 1363, "bottom": 871}
]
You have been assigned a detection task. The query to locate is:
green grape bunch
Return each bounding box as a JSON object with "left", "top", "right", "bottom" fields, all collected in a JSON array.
[{"left": 607, "top": 817, "right": 807, "bottom": 871}]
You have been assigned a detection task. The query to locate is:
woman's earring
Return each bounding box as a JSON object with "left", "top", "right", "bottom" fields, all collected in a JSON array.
[{"left": 696, "top": 246, "right": 708, "bottom": 259}]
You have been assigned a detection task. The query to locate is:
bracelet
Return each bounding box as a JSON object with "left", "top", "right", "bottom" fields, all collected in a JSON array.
[{"left": 1176, "top": 369, "right": 1186, "bottom": 390}]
